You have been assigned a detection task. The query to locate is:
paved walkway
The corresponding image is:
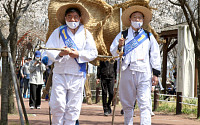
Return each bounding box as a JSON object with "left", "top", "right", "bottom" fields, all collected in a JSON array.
[{"left": 6, "top": 98, "right": 200, "bottom": 125}]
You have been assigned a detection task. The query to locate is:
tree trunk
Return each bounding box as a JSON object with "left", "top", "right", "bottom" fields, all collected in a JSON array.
[
  {"left": 197, "top": 38, "right": 200, "bottom": 95},
  {"left": 198, "top": 0, "right": 200, "bottom": 95},
  {"left": 194, "top": 36, "right": 200, "bottom": 95},
  {"left": 1, "top": 44, "right": 9, "bottom": 125},
  {"left": 8, "top": 51, "right": 17, "bottom": 114},
  {"left": 197, "top": 55, "right": 200, "bottom": 95},
  {"left": 8, "top": 23, "right": 18, "bottom": 114},
  {"left": 8, "top": 68, "right": 16, "bottom": 114}
]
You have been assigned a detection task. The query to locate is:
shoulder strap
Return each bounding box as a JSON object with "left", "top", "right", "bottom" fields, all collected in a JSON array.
[
  {"left": 122, "top": 29, "right": 151, "bottom": 41},
  {"left": 122, "top": 29, "right": 128, "bottom": 39},
  {"left": 144, "top": 30, "right": 150, "bottom": 41},
  {"left": 144, "top": 30, "right": 152, "bottom": 55}
]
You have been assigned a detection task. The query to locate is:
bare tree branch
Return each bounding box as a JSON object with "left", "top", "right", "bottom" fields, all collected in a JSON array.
[
  {"left": 8, "top": 0, "right": 13, "bottom": 19},
  {"left": 167, "top": 40, "right": 177, "bottom": 53},
  {"left": 32, "top": 0, "right": 41, "bottom": 5},
  {"left": 198, "top": 0, "right": 200, "bottom": 27},
  {"left": 20, "top": 0, "right": 33, "bottom": 13},
  {"left": 18, "top": 0, "right": 23, "bottom": 13},
  {"left": 3, "top": 4, "right": 11, "bottom": 18},
  {"left": 7, "top": 0, "right": 33, "bottom": 41},
  {"left": 168, "top": 0, "right": 181, "bottom": 6},
  {"left": 13, "top": 0, "right": 20, "bottom": 19},
  {"left": 185, "top": 2, "right": 200, "bottom": 35},
  {"left": 178, "top": 0, "right": 197, "bottom": 45}
]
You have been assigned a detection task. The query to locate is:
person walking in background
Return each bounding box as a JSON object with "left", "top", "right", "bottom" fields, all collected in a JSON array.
[
  {"left": 19, "top": 59, "right": 26, "bottom": 95},
  {"left": 15, "top": 62, "right": 21, "bottom": 80},
  {"left": 96, "top": 60, "right": 117, "bottom": 116},
  {"left": 42, "top": 56, "right": 51, "bottom": 101},
  {"left": 29, "top": 51, "right": 46, "bottom": 109},
  {"left": 42, "top": 56, "right": 51, "bottom": 86},
  {"left": 45, "top": 3, "right": 97, "bottom": 125},
  {"left": 16, "top": 62, "right": 25, "bottom": 97},
  {"left": 173, "top": 71, "right": 177, "bottom": 94},
  {"left": 110, "top": 5, "right": 161, "bottom": 125},
  {"left": 20, "top": 57, "right": 32, "bottom": 98}
]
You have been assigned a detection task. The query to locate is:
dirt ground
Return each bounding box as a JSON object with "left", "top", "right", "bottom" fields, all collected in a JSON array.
[{"left": 3, "top": 98, "right": 200, "bottom": 125}]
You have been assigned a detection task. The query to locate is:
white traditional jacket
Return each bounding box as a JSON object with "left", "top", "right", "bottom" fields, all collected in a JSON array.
[
  {"left": 110, "top": 27, "right": 161, "bottom": 77},
  {"left": 46, "top": 25, "right": 98, "bottom": 76}
]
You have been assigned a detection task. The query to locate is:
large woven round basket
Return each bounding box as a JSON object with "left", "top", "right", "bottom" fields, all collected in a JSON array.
[
  {"left": 103, "top": 0, "right": 160, "bottom": 56},
  {"left": 46, "top": 0, "right": 113, "bottom": 56}
]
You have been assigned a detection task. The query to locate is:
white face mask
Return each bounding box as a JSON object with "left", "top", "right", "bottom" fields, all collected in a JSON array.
[
  {"left": 131, "top": 21, "right": 143, "bottom": 29},
  {"left": 66, "top": 21, "right": 80, "bottom": 29},
  {"left": 35, "top": 57, "right": 40, "bottom": 61}
]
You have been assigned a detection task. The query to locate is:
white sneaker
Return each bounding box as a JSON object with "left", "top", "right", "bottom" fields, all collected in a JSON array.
[
  {"left": 30, "top": 106, "right": 34, "bottom": 109},
  {"left": 151, "top": 112, "right": 155, "bottom": 117},
  {"left": 37, "top": 106, "right": 41, "bottom": 109}
]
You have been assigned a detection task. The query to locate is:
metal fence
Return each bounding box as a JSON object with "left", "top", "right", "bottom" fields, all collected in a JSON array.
[
  {"left": 90, "top": 88, "right": 200, "bottom": 119},
  {"left": 153, "top": 90, "right": 200, "bottom": 118}
]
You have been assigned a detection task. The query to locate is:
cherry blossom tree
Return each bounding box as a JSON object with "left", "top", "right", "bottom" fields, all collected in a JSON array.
[{"left": 0, "top": 0, "right": 47, "bottom": 124}]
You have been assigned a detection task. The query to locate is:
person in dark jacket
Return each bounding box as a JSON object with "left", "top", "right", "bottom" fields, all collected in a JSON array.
[{"left": 96, "top": 60, "right": 117, "bottom": 116}]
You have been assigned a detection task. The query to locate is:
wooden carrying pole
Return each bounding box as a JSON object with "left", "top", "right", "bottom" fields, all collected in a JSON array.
[
  {"left": 112, "top": 7, "right": 123, "bottom": 125},
  {"left": 39, "top": 46, "right": 119, "bottom": 62}
]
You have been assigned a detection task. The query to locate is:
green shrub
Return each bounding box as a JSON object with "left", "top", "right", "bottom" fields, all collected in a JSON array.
[
  {"left": 156, "top": 102, "right": 176, "bottom": 113},
  {"left": 181, "top": 99, "right": 197, "bottom": 116}
]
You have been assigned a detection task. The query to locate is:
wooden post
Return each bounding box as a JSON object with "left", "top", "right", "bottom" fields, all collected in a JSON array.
[
  {"left": 162, "top": 39, "right": 170, "bottom": 94},
  {"left": 95, "top": 87, "right": 100, "bottom": 104},
  {"left": 176, "top": 92, "right": 182, "bottom": 115},
  {"left": 197, "top": 95, "right": 200, "bottom": 118},
  {"left": 153, "top": 90, "right": 159, "bottom": 111}
]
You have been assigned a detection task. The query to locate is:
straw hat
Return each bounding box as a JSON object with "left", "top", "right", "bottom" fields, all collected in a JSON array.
[
  {"left": 121, "top": 5, "right": 152, "bottom": 27},
  {"left": 56, "top": 3, "right": 90, "bottom": 25}
]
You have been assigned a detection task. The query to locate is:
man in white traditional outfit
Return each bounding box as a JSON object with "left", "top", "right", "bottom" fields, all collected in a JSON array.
[
  {"left": 45, "top": 3, "right": 98, "bottom": 125},
  {"left": 110, "top": 6, "right": 161, "bottom": 125}
]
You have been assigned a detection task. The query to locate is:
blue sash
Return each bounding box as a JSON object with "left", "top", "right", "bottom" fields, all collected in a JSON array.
[
  {"left": 59, "top": 25, "right": 86, "bottom": 77},
  {"left": 123, "top": 29, "right": 149, "bottom": 56}
]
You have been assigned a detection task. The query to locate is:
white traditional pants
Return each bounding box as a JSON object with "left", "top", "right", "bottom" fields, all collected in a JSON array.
[
  {"left": 119, "top": 68, "right": 151, "bottom": 125},
  {"left": 49, "top": 73, "right": 85, "bottom": 125}
]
